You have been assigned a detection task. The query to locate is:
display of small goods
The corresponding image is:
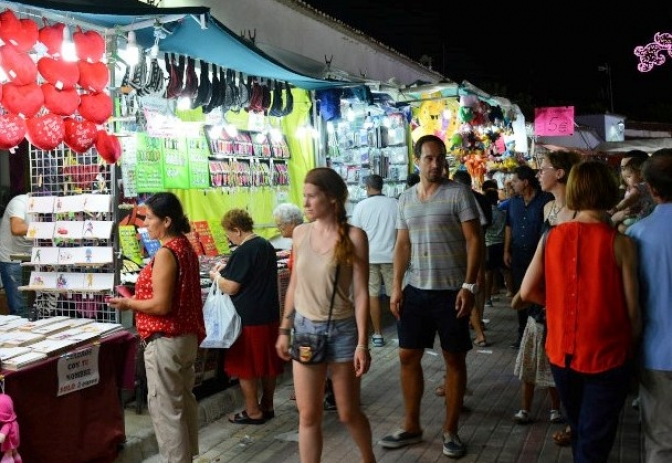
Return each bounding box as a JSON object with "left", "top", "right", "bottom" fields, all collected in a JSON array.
[
  {"left": 205, "top": 125, "right": 290, "bottom": 160},
  {"left": 22, "top": 190, "right": 119, "bottom": 322},
  {"left": 0, "top": 314, "right": 120, "bottom": 370},
  {"left": 327, "top": 109, "right": 410, "bottom": 202},
  {"left": 204, "top": 125, "right": 291, "bottom": 188}
]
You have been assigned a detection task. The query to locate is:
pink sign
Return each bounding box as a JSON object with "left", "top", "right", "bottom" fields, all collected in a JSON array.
[{"left": 534, "top": 106, "right": 575, "bottom": 136}]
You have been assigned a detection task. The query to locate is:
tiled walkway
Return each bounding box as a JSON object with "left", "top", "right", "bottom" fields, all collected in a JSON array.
[{"left": 132, "top": 293, "right": 642, "bottom": 462}]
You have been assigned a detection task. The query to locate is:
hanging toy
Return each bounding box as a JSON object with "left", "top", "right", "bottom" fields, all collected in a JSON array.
[{"left": 0, "top": 394, "right": 22, "bottom": 463}]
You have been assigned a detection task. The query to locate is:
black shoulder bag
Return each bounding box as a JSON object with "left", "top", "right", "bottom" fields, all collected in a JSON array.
[{"left": 291, "top": 265, "right": 340, "bottom": 364}]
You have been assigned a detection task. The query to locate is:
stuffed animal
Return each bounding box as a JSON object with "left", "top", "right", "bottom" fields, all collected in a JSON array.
[
  {"left": 411, "top": 96, "right": 446, "bottom": 143},
  {"left": 0, "top": 394, "right": 22, "bottom": 463}
]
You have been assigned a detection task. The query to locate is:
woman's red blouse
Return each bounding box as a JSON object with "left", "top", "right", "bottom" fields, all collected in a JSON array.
[{"left": 135, "top": 235, "right": 206, "bottom": 343}]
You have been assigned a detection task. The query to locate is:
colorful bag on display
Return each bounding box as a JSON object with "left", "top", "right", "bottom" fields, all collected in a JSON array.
[{"left": 200, "top": 280, "right": 242, "bottom": 349}]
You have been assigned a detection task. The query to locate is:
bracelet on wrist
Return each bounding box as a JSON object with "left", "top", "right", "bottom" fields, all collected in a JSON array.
[
  {"left": 355, "top": 344, "right": 369, "bottom": 350},
  {"left": 278, "top": 328, "right": 291, "bottom": 335}
]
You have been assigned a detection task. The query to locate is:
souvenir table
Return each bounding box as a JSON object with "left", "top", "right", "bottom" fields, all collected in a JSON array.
[{"left": 1, "top": 330, "right": 137, "bottom": 463}]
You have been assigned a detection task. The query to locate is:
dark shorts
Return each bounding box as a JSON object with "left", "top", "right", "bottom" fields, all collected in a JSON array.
[
  {"left": 485, "top": 242, "right": 504, "bottom": 271},
  {"left": 397, "top": 285, "right": 473, "bottom": 353}
]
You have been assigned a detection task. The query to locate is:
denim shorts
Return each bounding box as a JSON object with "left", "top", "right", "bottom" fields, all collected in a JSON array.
[{"left": 293, "top": 312, "right": 358, "bottom": 363}]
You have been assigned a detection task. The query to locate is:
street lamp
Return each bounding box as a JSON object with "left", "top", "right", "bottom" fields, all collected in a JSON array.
[{"left": 598, "top": 63, "right": 614, "bottom": 113}]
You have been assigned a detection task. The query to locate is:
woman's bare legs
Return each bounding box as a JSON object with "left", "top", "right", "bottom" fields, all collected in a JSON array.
[{"left": 330, "top": 361, "right": 376, "bottom": 463}]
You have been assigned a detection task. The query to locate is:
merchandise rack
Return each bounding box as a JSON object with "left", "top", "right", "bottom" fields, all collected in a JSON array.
[{"left": 22, "top": 144, "right": 121, "bottom": 323}]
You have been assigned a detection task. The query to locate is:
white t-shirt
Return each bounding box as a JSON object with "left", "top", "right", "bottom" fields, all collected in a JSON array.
[
  {"left": 350, "top": 194, "right": 398, "bottom": 264},
  {"left": 0, "top": 194, "right": 31, "bottom": 262}
]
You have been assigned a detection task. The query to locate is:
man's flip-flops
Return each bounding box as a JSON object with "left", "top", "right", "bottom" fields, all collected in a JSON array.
[{"left": 228, "top": 410, "right": 266, "bottom": 425}]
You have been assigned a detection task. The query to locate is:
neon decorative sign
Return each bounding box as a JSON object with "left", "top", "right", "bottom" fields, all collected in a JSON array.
[{"left": 634, "top": 32, "right": 672, "bottom": 72}]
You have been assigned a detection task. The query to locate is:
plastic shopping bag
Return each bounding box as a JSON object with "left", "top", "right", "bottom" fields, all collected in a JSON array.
[{"left": 200, "top": 280, "right": 242, "bottom": 348}]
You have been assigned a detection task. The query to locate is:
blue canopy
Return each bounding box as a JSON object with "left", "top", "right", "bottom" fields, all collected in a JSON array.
[{"left": 1, "top": 0, "right": 347, "bottom": 90}]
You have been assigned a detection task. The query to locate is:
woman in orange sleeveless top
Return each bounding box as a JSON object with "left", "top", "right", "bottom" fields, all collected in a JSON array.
[{"left": 520, "top": 161, "right": 641, "bottom": 463}]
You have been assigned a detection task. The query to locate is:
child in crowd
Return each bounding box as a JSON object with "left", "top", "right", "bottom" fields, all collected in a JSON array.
[{"left": 610, "top": 157, "right": 655, "bottom": 232}]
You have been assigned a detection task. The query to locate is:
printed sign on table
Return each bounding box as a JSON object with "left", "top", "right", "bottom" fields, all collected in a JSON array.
[
  {"left": 57, "top": 344, "right": 100, "bottom": 396},
  {"left": 534, "top": 106, "right": 575, "bottom": 136}
]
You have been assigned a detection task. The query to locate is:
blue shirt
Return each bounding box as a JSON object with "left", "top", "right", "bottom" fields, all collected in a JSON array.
[
  {"left": 626, "top": 203, "right": 672, "bottom": 370},
  {"left": 505, "top": 190, "right": 553, "bottom": 264}
]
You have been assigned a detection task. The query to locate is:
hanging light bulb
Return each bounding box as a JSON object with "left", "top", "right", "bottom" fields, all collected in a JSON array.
[
  {"left": 125, "top": 30, "right": 139, "bottom": 66},
  {"left": 61, "top": 25, "right": 77, "bottom": 62}
]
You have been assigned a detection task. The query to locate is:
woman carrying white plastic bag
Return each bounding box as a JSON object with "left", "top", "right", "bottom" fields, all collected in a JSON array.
[
  {"left": 200, "top": 279, "right": 241, "bottom": 349},
  {"left": 209, "top": 209, "right": 284, "bottom": 425}
]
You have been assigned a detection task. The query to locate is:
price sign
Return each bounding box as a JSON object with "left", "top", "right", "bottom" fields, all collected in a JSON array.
[
  {"left": 534, "top": 106, "right": 575, "bottom": 136},
  {"left": 57, "top": 345, "right": 100, "bottom": 396}
]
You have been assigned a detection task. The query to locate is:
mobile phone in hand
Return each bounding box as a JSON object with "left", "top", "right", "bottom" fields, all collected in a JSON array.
[{"left": 116, "top": 285, "right": 134, "bottom": 298}]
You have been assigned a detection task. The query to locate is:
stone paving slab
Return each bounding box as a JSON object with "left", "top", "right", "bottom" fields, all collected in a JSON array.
[{"left": 118, "top": 294, "right": 642, "bottom": 463}]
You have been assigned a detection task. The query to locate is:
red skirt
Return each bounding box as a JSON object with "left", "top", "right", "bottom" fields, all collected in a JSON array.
[{"left": 224, "top": 322, "right": 285, "bottom": 379}]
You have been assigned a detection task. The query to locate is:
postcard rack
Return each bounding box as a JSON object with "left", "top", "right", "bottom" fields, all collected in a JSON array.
[{"left": 20, "top": 144, "right": 121, "bottom": 323}]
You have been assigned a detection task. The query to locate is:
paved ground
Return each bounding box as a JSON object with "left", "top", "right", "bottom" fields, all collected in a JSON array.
[{"left": 128, "top": 293, "right": 643, "bottom": 463}]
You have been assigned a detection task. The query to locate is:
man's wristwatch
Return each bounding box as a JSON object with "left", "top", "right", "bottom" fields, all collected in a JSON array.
[{"left": 461, "top": 282, "right": 479, "bottom": 294}]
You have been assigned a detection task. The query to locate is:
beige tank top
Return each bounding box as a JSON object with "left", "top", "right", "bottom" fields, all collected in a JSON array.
[{"left": 294, "top": 223, "right": 354, "bottom": 321}]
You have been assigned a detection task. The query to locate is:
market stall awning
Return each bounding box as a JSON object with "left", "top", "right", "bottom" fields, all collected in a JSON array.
[
  {"left": 536, "top": 126, "right": 604, "bottom": 151},
  {"left": 596, "top": 138, "right": 672, "bottom": 154},
  {"left": 1, "top": 0, "right": 348, "bottom": 90}
]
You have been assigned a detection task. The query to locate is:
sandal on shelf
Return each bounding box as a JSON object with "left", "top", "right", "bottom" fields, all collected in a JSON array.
[
  {"left": 228, "top": 410, "right": 266, "bottom": 425},
  {"left": 553, "top": 427, "right": 571, "bottom": 446}
]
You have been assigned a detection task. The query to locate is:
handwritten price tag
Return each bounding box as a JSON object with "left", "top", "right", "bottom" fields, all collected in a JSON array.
[{"left": 534, "top": 106, "right": 575, "bottom": 136}]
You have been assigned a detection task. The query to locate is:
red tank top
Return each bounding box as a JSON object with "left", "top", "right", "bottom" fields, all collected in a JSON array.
[
  {"left": 545, "top": 222, "right": 633, "bottom": 373},
  {"left": 135, "top": 235, "right": 206, "bottom": 343}
]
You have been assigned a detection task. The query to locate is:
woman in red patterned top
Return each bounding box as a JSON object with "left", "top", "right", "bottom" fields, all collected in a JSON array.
[
  {"left": 520, "top": 161, "right": 640, "bottom": 463},
  {"left": 109, "top": 192, "right": 205, "bottom": 463}
]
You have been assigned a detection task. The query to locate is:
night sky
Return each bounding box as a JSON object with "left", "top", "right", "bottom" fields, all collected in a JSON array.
[{"left": 302, "top": 1, "right": 672, "bottom": 123}]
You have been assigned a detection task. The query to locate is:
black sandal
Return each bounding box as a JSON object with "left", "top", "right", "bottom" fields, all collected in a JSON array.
[{"left": 228, "top": 410, "right": 266, "bottom": 425}]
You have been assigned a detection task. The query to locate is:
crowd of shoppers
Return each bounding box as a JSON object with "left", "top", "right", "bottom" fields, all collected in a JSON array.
[{"left": 100, "top": 142, "right": 670, "bottom": 463}]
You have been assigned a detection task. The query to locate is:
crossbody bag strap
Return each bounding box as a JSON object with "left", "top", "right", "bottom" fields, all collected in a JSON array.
[{"left": 325, "top": 264, "right": 340, "bottom": 334}]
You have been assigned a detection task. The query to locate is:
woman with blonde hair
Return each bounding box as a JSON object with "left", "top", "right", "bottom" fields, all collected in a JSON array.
[
  {"left": 276, "top": 167, "right": 376, "bottom": 463},
  {"left": 511, "top": 150, "right": 580, "bottom": 431}
]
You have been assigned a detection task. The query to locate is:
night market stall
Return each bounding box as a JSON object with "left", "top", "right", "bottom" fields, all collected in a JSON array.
[{"left": 0, "top": 1, "right": 346, "bottom": 461}]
